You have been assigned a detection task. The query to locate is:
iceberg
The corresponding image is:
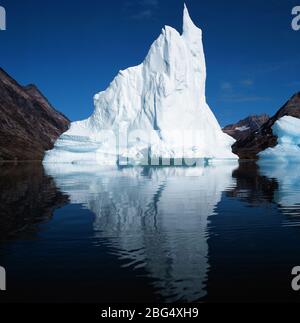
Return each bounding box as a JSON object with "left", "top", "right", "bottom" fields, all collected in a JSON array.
[
  {"left": 259, "top": 116, "right": 300, "bottom": 162},
  {"left": 44, "top": 5, "right": 237, "bottom": 165}
]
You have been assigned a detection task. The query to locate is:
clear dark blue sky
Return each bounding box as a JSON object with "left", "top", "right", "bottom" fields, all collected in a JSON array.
[{"left": 1, "top": 0, "right": 300, "bottom": 126}]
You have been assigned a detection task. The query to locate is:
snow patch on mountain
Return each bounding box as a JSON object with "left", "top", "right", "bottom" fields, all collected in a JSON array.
[{"left": 236, "top": 126, "right": 250, "bottom": 132}]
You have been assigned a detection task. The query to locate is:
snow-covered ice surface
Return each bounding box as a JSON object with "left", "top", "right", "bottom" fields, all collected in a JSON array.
[
  {"left": 259, "top": 116, "right": 300, "bottom": 163},
  {"left": 44, "top": 5, "right": 237, "bottom": 165},
  {"left": 44, "top": 161, "right": 238, "bottom": 301}
]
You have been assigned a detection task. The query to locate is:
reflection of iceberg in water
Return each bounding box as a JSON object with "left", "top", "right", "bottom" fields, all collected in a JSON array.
[
  {"left": 259, "top": 163, "right": 300, "bottom": 218},
  {"left": 44, "top": 162, "right": 237, "bottom": 302}
]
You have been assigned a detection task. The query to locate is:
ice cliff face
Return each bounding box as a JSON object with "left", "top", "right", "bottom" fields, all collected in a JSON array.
[
  {"left": 44, "top": 5, "right": 237, "bottom": 165},
  {"left": 259, "top": 116, "right": 300, "bottom": 162}
]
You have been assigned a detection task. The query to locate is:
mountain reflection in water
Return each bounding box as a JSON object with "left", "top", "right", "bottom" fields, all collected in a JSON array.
[{"left": 0, "top": 163, "right": 68, "bottom": 241}]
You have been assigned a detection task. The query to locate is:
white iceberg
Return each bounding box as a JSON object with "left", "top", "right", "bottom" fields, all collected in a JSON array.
[
  {"left": 259, "top": 116, "right": 300, "bottom": 162},
  {"left": 44, "top": 5, "right": 237, "bottom": 165}
]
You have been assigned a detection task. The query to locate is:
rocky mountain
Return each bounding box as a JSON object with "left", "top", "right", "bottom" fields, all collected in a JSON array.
[
  {"left": 229, "top": 92, "right": 300, "bottom": 159},
  {"left": 223, "top": 114, "right": 269, "bottom": 141},
  {"left": 0, "top": 68, "right": 70, "bottom": 161}
]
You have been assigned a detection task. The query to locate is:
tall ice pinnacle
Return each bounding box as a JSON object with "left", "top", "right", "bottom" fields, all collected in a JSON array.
[
  {"left": 183, "top": 3, "right": 202, "bottom": 39},
  {"left": 182, "top": 3, "right": 206, "bottom": 99},
  {"left": 44, "top": 5, "right": 238, "bottom": 165}
]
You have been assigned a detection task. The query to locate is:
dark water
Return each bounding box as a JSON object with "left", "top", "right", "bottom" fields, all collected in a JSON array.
[{"left": 0, "top": 161, "right": 300, "bottom": 303}]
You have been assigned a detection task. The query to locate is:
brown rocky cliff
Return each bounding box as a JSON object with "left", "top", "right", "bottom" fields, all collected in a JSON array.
[
  {"left": 0, "top": 68, "right": 70, "bottom": 160},
  {"left": 223, "top": 114, "right": 270, "bottom": 142}
]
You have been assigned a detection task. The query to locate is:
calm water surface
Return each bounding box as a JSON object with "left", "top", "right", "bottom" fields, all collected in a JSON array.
[{"left": 0, "top": 161, "right": 300, "bottom": 303}]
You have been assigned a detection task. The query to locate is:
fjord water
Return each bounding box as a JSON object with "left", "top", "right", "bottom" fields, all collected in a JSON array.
[{"left": 0, "top": 162, "right": 300, "bottom": 302}]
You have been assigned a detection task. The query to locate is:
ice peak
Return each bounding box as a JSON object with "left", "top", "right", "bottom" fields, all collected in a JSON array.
[{"left": 182, "top": 3, "right": 202, "bottom": 38}]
